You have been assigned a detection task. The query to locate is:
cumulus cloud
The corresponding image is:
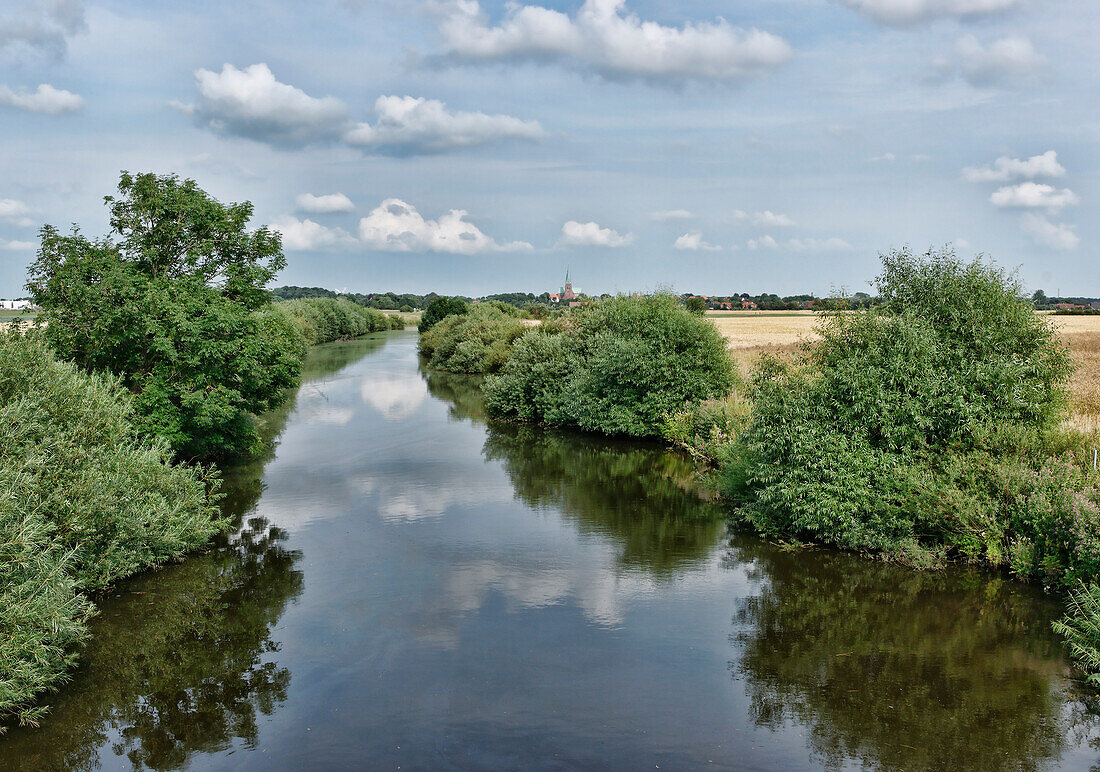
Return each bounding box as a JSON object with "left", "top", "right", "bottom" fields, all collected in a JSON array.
[
  {"left": 344, "top": 95, "right": 543, "bottom": 155},
  {"left": 0, "top": 83, "right": 82, "bottom": 114},
  {"left": 431, "top": 0, "right": 792, "bottom": 83},
  {"left": 936, "top": 35, "right": 1047, "bottom": 88},
  {"left": 558, "top": 220, "right": 634, "bottom": 248},
  {"left": 0, "top": 0, "right": 86, "bottom": 59},
  {"left": 0, "top": 199, "right": 34, "bottom": 227},
  {"left": 747, "top": 235, "right": 779, "bottom": 250},
  {"left": 837, "top": 0, "right": 1018, "bottom": 25},
  {"left": 752, "top": 210, "right": 795, "bottom": 227},
  {"left": 270, "top": 215, "right": 357, "bottom": 251},
  {"left": 650, "top": 209, "right": 693, "bottom": 221},
  {"left": 0, "top": 239, "right": 36, "bottom": 251},
  {"left": 733, "top": 209, "right": 796, "bottom": 226},
  {"left": 990, "top": 182, "right": 1078, "bottom": 211},
  {"left": 295, "top": 192, "right": 355, "bottom": 213},
  {"left": 748, "top": 235, "right": 850, "bottom": 251},
  {"left": 1020, "top": 213, "right": 1078, "bottom": 251},
  {"left": 358, "top": 198, "right": 532, "bottom": 254},
  {"left": 962, "top": 151, "right": 1065, "bottom": 183},
  {"left": 673, "top": 231, "right": 720, "bottom": 251},
  {"left": 188, "top": 63, "right": 349, "bottom": 148},
  {"left": 787, "top": 237, "right": 851, "bottom": 251}
]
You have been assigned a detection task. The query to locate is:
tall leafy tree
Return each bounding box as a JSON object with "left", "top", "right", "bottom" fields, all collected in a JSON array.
[{"left": 27, "top": 172, "right": 305, "bottom": 460}]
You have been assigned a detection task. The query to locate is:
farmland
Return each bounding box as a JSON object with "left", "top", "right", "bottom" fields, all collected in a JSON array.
[{"left": 708, "top": 310, "right": 1100, "bottom": 428}]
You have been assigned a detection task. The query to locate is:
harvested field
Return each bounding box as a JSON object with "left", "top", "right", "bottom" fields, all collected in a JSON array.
[{"left": 708, "top": 311, "right": 1100, "bottom": 424}]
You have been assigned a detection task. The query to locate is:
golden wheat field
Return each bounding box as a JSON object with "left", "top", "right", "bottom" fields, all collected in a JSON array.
[{"left": 707, "top": 311, "right": 1100, "bottom": 425}]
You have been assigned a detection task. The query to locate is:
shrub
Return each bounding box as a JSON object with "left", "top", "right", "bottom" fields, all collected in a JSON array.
[
  {"left": 418, "top": 304, "right": 530, "bottom": 374},
  {"left": 418, "top": 296, "right": 469, "bottom": 333},
  {"left": 1053, "top": 583, "right": 1100, "bottom": 684},
  {"left": 27, "top": 172, "right": 303, "bottom": 461},
  {"left": 0, "top": 330, "right": 225, "bottom": 727},
  {"left": 484, "top": 294, "right": 736, "bottom": 437},
  {"left": 270, "top": 297, "right": 393, "bottom": 345}
]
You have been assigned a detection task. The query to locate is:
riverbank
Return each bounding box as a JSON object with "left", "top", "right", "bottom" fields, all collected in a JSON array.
[
  {"left": 413, "top": 252, "right": 1100, "bottom": 684},
  {"left": 6, "top": 332, "right": 1100, "bottom": 771}
]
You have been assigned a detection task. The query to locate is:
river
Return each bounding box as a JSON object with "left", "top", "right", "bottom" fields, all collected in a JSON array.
[{"left": 4, "top": 330, "right": 1100, "bottom": 770}]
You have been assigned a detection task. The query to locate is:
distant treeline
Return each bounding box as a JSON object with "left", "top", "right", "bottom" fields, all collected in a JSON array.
[{"left": 270, "top": 286, "right": 882, "bottom": 312}]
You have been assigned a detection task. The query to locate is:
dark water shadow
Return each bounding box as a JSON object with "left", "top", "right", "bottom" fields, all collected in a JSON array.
[{"left": 729, "top": 537, "right": 1100, "bottom": 770}]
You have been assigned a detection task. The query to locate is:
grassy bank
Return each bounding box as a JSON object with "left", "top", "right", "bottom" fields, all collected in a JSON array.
[{"left": 0, "top": 330, "right": 225, "bottom": 729}]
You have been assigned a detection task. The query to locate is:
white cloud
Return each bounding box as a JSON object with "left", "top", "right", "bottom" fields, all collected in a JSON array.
[
  {"left": 748, "top": 235, "right": 850, "bottom": 251},
  {"left": 295, "top": 192, "right": 355, "bottom": 213},
  {"left": 271, "top": 215, "right": 357, "bottom": 251},
  {"left": 673, "top": 231, "right": 720, "bottom": 251},
  {"left": 189, "top": 63, "right": 349, "bottom": 148},
  {"left": 649, "top": 209, "right": 694, "bottom": 221},
  {"left": 431, "top": 0, "right": 792, "bottom": 82},
  {"left": 733, "top": 209, "right": 796, "bottom": 226},
  {"left": 747, "top": 235, "right": 779, "bottom": 250},
  {"left": 0, "top": 0, "right": 86, "bottom": 59},
  {"left": 787, "top": 237, "right": 851, "bottom": 251},
  {"left": 358, "top": 198, "right": 532, "bottom": 254},
  {"left": 937, "top": 35, "right": 1047, "bottom": 88},
  {"left": 990, "top": 182, "right": 1078, "bottom": 211},
  {"left": 558, "top": 220, "right": 634, "bottom": 248},
  {"left": 0, "top": 239, "right": 36, "bottom": 251},
  {"left": 0, "top": 199, "right": 34, "bottom": 227},
  {"left": 360, "top": 374, "right": 428, "bottom": 421},
  {"left": 344, "top": 95, "right": 543, "bottom": 155},
  {"left": 867, "top": 152, "right": 896, "bottom": 163},
  {"left": 1020, "top": 213, "right": 1079, "bottom": 251},
  {"left": 962, "top": 151, "right": 1066, "bottom": 183},
  {"left": 837, "top": 0, "right": 1018, "bottom": 25},
  {"left": 752, "top": 210, "right": 796, "bottom": 227},
  {"left": 0, "top": 83, "right": 82, "bottom": 114}
]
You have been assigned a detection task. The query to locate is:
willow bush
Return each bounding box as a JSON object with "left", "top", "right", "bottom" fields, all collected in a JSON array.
[
  {"left": 484, "top": 294, "right": 736, "bottom": 437},
  {"left": 418, "top": 303, "right": 531, "bottom": 374},
  {"left": 269, "top": 297, "right": 401, "bottom": 346},
  {"left": 714, "top": 247, "right": 1100, "bottom": 679},
  {"left": 0, "top": 330, "right": 225, "bottom": 729}
]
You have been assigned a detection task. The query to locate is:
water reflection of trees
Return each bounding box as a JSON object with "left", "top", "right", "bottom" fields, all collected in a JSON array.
[
  {"left": 421, "top": 365, "right": 487, "bottom": 423},
  {"left": 730, "top": 537, "right": 1100, "bottom": 771},
  {"left": 0, "top": 338, "right": 384, "bottom": 771},
  {"left": 484, "top": 423, "right": 723, "bottom": 576},
  {"left": 423, "top": 366, "right": 725, "bottom": 575}
]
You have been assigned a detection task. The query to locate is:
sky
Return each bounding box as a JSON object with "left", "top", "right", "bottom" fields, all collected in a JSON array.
[{"left": 0, "top": 0, "right": 1096, "bottom": 298}]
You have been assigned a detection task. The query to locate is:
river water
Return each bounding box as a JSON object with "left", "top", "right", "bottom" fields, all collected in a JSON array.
[{"left": 5, "top": 331, "right": 1100, "bottom": 770}]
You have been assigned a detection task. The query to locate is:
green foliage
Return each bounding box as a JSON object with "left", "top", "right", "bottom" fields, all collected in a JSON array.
[
  {"left": 484, "top": 294, "right": 736, "bottom": 437},
  {"left": 1053, "top": 583, "right": 1100, "bottom": 684},
  {"left": 417, "top": 296, "right": 469, "bottom": 333},
  {"left": 27, "top": 172, "right": 302, "bottom": 461},
  {"left": 269, "top": 297, "right": 394, "bottom": 345},
  {"left": 418, "top": 303, "right": 530, "bottom": 374},
  {"left": 712, "top": 247, "right": 1100, "bottom": 680},
  {"left": 0, "top": 330, "right": 225, "bottom": 728},
  {"left": 685, "top": 296, "right": 707, "bottom": 315}
]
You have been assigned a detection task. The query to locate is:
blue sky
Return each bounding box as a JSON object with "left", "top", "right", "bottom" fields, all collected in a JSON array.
[{"left": 0, "top": 0, "right": 1095, "bottom": 297}]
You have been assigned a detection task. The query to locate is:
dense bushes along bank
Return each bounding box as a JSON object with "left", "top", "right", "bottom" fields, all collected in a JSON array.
[
  {"left": 0, "top": 331, "right": 225, "bottom": 728},
  {"left": 271, "top": 297, "right": 404, "bottom": 346},
  {"left": 5, "top": 173, "right": 405, "bottom": 729},
  {"left": 419, "top": 294, "right": 735, "bottom": 437},
  {"left": 416, "top": 250, "right": 1100, "bottom": 683}
]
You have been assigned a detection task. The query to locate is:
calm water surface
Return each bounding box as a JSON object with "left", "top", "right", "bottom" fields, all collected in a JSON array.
[{"left": 5, "top": 331, "right": 1100, "bottom": 770}]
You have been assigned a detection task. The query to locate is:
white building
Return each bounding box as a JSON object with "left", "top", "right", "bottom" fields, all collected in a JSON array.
[{"left": 0, "top": 299, "right": 33, "bottom": 310}]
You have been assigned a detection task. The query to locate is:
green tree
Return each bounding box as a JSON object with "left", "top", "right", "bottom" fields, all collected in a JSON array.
[
  {"left": 685, "top": 296, "right": 707, "bottom": 315},
  {"left": 26, "top": 172, "right": 304, "bottom": 460},
  {"left": 417, "top": 296, "right": 469, "bottom": 333}
]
